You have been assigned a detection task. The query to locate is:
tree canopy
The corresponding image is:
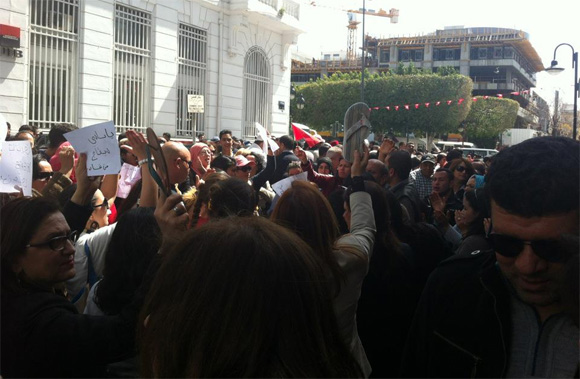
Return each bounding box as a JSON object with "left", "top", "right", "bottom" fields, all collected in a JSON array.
[
  {"left": 290, "top": 67, "right": 473, "bottom": 138},
  {"left": 463, "top": 96, "right": 519, "bottom": 147}
]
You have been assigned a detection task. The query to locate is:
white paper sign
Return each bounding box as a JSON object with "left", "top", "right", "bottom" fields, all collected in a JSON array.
[
  {"left": 64, "top": 121, "right": 121, "bottom": 176},
  {"left": 117, "top": 162, "right": 142, "bottom": 198},
  {"left": 255, "top": 122, "right": 269, "bottom": 156},
  {"left": 0, "top": 140, "right": 33, "bottom": 196},
  {"left": 271, "top": 171, "right": 307, "bottom": 197},
  {"left": 188, "top": 95, "right": 205, "bottom": 113},
  {"left": 0, "top": 113, "right": 8, "bottom": 147}
]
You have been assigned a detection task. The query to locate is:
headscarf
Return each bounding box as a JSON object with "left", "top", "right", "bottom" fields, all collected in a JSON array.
[
  {"left": 189, "top": 143, "right": 210, "bottom": 177},
  {"left": 474, "top": 174, "right": 485, "bottom": 189}
]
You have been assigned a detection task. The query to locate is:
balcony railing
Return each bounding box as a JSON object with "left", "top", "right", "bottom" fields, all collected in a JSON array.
[
  {"left": 258, "top": 0, "right": 276, "bottom": 9},
  {"left": 282, "top": 0, "right": 299, "bottom": 19}
]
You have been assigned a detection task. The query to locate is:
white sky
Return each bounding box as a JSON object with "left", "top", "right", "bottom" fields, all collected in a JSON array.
[{"left": 294, "top": 0, "right": 580, "bottom": 109}]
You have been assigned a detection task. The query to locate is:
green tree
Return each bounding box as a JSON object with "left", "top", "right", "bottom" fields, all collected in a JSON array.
[
  {"left": 463, "top": 96, "right": 519, "bottom": 147},
  {"left": 291, "top": 69, "right": 473, "bottom": 148}
]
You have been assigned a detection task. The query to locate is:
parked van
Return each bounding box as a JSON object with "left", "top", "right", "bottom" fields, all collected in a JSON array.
[
  {"left": 434, "top": 141, "right": 476, "bottom": 152},
  {"left": 461, "top": 147, "right": 499, "bottom": 158}
]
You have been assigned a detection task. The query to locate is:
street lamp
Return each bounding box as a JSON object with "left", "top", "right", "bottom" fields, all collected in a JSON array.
[
  {"left": 296, "top": 94, "right": 305, "bottom": 110},
  {"left": 458, "top": 123, "right": 465, "bottom": 147},
  {"left": 545, "top": 43, "right": 578, "bottom": 140},
  {"left": 290, "top": 83, "right": 296, "bottom": 100}
]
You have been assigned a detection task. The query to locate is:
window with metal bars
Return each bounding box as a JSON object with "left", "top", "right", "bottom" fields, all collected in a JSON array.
[
  {"left": 113, "top": 4, "right": 151, "bottom": 133},
  {"left": 242, "top": 47, "right": 271, "bottom": 139},
  {"left": 176, "top": 23, "right": 207, "bottom": 138},
  {"left": 28, "top": 0, "right": 79, "bottom": 130}
]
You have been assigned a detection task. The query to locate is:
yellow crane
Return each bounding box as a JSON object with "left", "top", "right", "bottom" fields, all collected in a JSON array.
[{"left": 346, "top": 8, "right": 399, "bottom": 63}]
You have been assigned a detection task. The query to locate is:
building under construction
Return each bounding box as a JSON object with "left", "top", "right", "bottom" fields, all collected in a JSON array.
[{"left": 291, "top": 26, "right": 550, "bottom": 132}]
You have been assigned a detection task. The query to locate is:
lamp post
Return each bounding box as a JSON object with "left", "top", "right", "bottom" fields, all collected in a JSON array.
[
  {"left": 297, "top": 94, "right": 305, "bottom": 110},
  {"left": 360, "top": 0, "right": 366, "bottom": 102},
  {"left": 290, "top": 83, "right": 296, "bottom": 100},
  {"left": 545, "top": 43, "right": 578, "bottom": 140},
  {"left": 458, "top": 123, "right": 466, "bottom": 147}
]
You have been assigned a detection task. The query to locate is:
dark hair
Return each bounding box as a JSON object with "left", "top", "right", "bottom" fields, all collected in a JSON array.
[
  {"left": 345, "top": 181, "right": 402, "bottom": 272},
  {"left": 471, "top": 161, "right": 486, "bottom": 175},
  {"left": 316, "top": 157, "right": 332, "bottom": 171},
  {"left": 95, "top": 208, "right": 160, "bottom": 315},
  {"left": 48, "top": 123, "right": 77, "bottom": 148},
  {"left": 435, "top": 167, "right": 454, "bottom": 182},
  {"left": 436, "top": 153, "right": 446, "bottom": 163},
  {"left": 463, "top": 189, "right": 487, "bottom": 237},
  {"left": 208, "top": 178, "right": 256, "bottom": 219},
  {"left": 271, "top": 181, "right": 345, "bottom": 293},
  {"left": 1, "top": 197, "right": 61, "bottom": 292},
  {"left": 278, "top": 135, "right": 296, "bottom": 150},
  {"left": 139, "top": 217, "right": 361, "bottom": 377},
  {"left": 486, "top": 137, "right": 579, "bottom": 217},
  {"left": 387, "top": 150, "right": 412, "bottom": 180},
  {"left": 319, "top": 144, "right": 331, "bottom": 158},
  {"left": 219, "top": 129, "right": 232, "bottom": 139},
  {"left": 445, "top": 149, "right": 463, "bottom": 164},
  {"left": 162, "top": 132, "right": 171, "bottom": 140},
  {"left": 191, "top": 172, "right": 228, "bottom": 227},
  {"left": 19, "top": 124, "right": 38, "bottom": 134},
  {"left": 449, "top": 158, "right": 475, "bottom": 183},
  {"left": 117, "top": 132, "right": 127, "bottom": 142},
  {"left": 286, "top": 161, "right": 302, "bottom": 174},
  {"left": 211, "top": 155, "right": 235, "bottom": 171}
]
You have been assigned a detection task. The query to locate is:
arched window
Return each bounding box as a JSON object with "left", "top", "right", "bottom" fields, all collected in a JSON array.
[{"left": 242, "top": 47, "right": 271, "bottom": 138}]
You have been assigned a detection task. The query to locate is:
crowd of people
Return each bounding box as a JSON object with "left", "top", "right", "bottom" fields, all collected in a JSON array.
[{"left": 1, "top": 122, "right": 578, "bottom": 378}]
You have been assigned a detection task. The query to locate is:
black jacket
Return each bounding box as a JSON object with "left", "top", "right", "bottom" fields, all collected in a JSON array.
[
  {"left": 270, "top": 150, "right": 299, "bottom": 184},
  {"left": 400, "top": 249, "right": 511, "bottom": 378},
  {"left": 1, "top": 258, "right": 160, "bottom": 377}
]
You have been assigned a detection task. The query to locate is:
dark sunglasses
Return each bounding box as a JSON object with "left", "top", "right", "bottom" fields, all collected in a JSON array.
[
  {"left": 238, "top": 166, "right": 252, "bottom": 172},
  {"left": 35, "top": 172, "right": 54, "bottom": 180},
  {"left": 92, "top": 198, "right": 109, "bottom": 210},
  {"left": 489, "top": 233, "right": 566, "bottom": 262},
  {"left": 455, "top": 166, "right": 466, "bottom": 173},
  {"left": 26, "top": 230, "right": 78, "bottom": 251}
]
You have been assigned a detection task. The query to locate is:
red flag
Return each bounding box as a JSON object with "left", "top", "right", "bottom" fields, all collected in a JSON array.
[
  {"left": 472, "top": 97, "right": 478, "bottom": 102},
  {"left": 292, "top": 123, "right": 320, "bottom": 148},
  {"left": 483, "top": 96, "right": 489, "bottom": 99},
  {"left": 415, "top": 103, "right": 420, "bottom": 109},
  {"left": 510, "top": 91, "right": 520, "bottom": 96},
  {"left": 458, "top": 98, "right": 464, "bottom": 105},
  {"left": 395, "top": 105, "right": 400, "bottom": 111},
  {"left": 522, "top": 90, "right": 529, "bottom": 94},
  {"left": 404, "top": 104, "right": 410, "bottom": 110},
  {"left": 447, "top": 100, "right": 453, "bottom": 105},
  {"left": 435, "top": 101, "right": 441, "bottom": 106},
  {"left": 386, "top": 106, "right": 391, "bottom": 111},
  {"left": 425, "top": 102, "right": 430, "bottom": 108},
  {"left": 497, "top": 94, "right": 503, "bottom": 98},
  {"left": 373, "top": 106, "right": 380, "bottom": 110}
]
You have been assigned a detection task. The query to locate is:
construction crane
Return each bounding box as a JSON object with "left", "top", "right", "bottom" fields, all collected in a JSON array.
[{"left": 346, "top": 8, "right": 399, "bottom": 63}]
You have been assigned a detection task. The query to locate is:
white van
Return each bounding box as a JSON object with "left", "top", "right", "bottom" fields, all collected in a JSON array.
[
  {"left": 461, "top": 147, "right": 498, "bottom": 158},
  {"left": 434, "top": 140, "right": 476, "bottom": 152}
]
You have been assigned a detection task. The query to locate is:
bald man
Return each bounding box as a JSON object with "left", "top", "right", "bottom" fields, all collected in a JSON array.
[
  {"left": 366, "top": 159, "right": 389, "bottom": 187},
  {"left": 161, "top": 141, "right": 191, "bottom": 187}
]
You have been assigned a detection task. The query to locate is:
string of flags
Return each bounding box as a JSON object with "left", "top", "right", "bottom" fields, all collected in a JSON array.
[{"left": 368, "top": 90, "right": 529, "bottom": 113}]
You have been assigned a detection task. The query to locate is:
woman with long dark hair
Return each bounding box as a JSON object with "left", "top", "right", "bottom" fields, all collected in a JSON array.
[
  {"left": 0, "top": 197, "right": 156, "bottom": 377},
  {"left": 454, "top": 188, "right": 492, "bottom": 255},
  {"left": 139, "top": 217, "right": 362, "bottom": 377},
  {"left": 271, "top": 149, "right": 375, "bottom": 377}
]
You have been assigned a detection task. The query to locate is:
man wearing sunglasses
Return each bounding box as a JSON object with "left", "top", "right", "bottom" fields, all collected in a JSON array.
[{"left": 401, "top": 137, "right": 579, "bottom": 378}]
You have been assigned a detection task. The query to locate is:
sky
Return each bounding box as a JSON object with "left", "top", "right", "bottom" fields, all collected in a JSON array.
[{"left": 293, "top": 0, "right": 580, "bottom": 109}]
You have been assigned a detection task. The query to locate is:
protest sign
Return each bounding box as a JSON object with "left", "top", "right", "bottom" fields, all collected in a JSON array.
[
  {"left": 0, "top": 140, "right": 33, "bottom": 196},
  {"left": 64, "top": 121, "right": 121, "bottom": 176},
  {"left": 271, "top": 171, "right": 307, "bottom": 197}
]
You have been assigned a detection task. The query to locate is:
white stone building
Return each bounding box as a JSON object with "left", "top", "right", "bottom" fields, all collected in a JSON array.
[{"left": 1, "top": 0, "right": 303, "bottom": 140}]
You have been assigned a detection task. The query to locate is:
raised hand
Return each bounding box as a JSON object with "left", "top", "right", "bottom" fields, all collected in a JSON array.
[{"left": 58, "top": 145, "right": 75, "bottom": 177}]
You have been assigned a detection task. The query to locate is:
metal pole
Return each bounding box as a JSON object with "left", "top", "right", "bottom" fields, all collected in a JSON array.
[
  {"left": 360, "top": 0, "right": 365, "bottom": 102},
  {"left": 573, "top": 52, "right": 578, "bottom": 140}
]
